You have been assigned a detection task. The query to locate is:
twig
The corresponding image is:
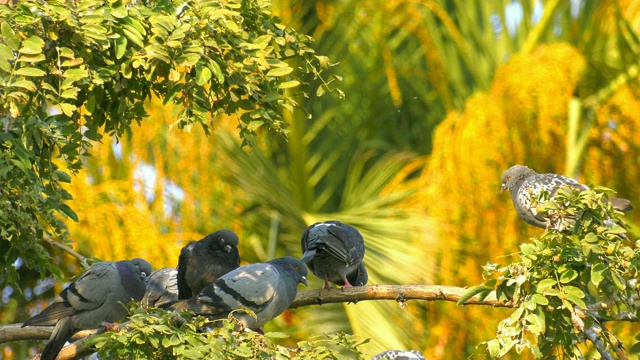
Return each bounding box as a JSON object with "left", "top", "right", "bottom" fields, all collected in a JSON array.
[{"left": 42, "top": 235, "right": 92, "bottom": 269}]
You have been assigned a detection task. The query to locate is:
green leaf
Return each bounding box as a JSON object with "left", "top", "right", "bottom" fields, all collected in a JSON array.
[
  {"left": 0, "top": 43, "right": 14, "bottom": 61},
  {"left": 176, "top": 53, "right": 200, "bottom": 67},
  {"left": 532, "top": 293, "right": 548, "bottom": 305},
  {"left": 487, "top": 339, "right": 500, "bottom": 358},
  {"left": 111, "top": 6, "right": 128, "bottom": 19},
  {"left": 209, "top": 61, "right": 224, "bottom": 83},
  {"left": 277, "top": 80, "right": 300, "bottom": 89},
  {"left": 115, "top": 35, "right": 128, "bottom": 59},
  {"left": 559, "top": 269, "right": 578, "bottom": 284},
  {"left": 195, "top": 64, "right": 212, "bottom": 86},
  {"left": 266, "top": 66, "right": 293, "bottom": 77},
  {"left": 590, "top": 263, "right": 606, "bottom": 286},
  {"left": 123, "top": 28, "right": 144, "bottom": 48},
  {"left": 456, "top": 285, "right": 491, "bottom": 305},
  {"left": 19, "top": 36, "right": 44, "bottom": 55},
  {"left": 19, "top": 53, "right": 47, "bottom": 63},
  {"left": 10, "top": 80, "right": 37, "bottom": 92},
  {"left": 60, "top": 103, "right": 77, "bottom": 116},
  {"left": 536, "top": 278, "right": 556, "bottom": 291},
  {"left": 56, "top": 170, "right": 71, "bottom": 183},
  {"left": 525, "top": 309, "right": 545, "bottom": 334},
  {"left": 563, "top": 285, "right": 585, "bottom": 298},
  {"left": 58, "top": 204, "right": 79, "bottom": 222},
  {"left": 164, "top": 83, "right": 184, "bottom": 105},
  {"left": 2, "top": 22, "right": 20, "bottom": 50},
  {"left": 61, "top": 88, "right": 79, "bottom": 99},
  {"left": 612, "top": 273, "right": 626, "bottom": 290},
  {"left": 583, "top": 232, "right": 598, "bottom": 243},
  {"left": 14, "top": 67, "right": 46, "bottom": 77},
  {"left": 629, "top": 342, "right": 640, "bottom": 354},
  {"left": 565, "top": 293, "right": 586, "bottom": 309},
  {"left": 263, "top": 332, "right": 289, "bottom": 339}
]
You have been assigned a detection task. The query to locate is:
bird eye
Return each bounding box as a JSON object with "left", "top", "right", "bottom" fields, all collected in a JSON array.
[
  {"left": 506, "top": 176, "right": 511, "bottom": 181},
  {"left": 295, "top": 266, "right": 300, "bottom": 271}
]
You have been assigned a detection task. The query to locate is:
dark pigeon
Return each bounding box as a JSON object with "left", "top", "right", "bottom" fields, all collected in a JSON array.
[
  {"left": 300, "top": 221, "right": 368, "bottom": 289},
  {"left": 177, "top": 229, "right": 241, "bottom": 299},
  {"left": 372, "top": 350, "right": 426, "bottom": 360},
  {"left": 170, "top": 256, "right": 307, "bottom": 329},
  {"left": 500, "top": 165, "right": 632, "bottom": 229},
  {"left": 22, "top": 258, "right": 152, "bottom": 360},
  {"left": 142, "top": 267, "right": 178, "bottom": 308}
]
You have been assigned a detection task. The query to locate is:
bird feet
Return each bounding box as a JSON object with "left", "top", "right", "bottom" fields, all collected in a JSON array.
[{"left": 101, "top": 322, "right": 119, "bottom": 332}]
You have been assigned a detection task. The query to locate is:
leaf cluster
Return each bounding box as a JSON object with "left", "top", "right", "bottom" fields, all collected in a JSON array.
[
  {"left": 461, "top": 186, "right": 640, "bottom": 358},
  {"left": 0, "top": 0, "right": 338, "bottom": 287},
  {"left": 91, "top": 304, "right": 367, "bottom": 359}
]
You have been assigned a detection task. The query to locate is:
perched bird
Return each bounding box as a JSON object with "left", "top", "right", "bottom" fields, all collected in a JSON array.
[
  {"left": 300, "top": 221, "right": 368, "bottom": 289},
  {"left": 171, "top": 256, "right": 307, "bottom": 329},
  {"left": 22, "top": 258, "right": 152, "bottom": 360},
  {"left": 500, "top": 165, "right": 632, "bottom": 229},
  {"left": 142, "top": 267, "right": 178, "bottom": 308},
  {"left": 372, "top": 350, "right": 426, "bottom": 360},
  {"left": 177, "top": 229, "right": 241, "bottom": 299}
]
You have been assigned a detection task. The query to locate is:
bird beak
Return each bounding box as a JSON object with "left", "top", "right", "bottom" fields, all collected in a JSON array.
[
  {"left": 224, "top": 245, "right": 232, "bottom": 253},
  {"left": 301, "top": 276, "right": 308, "bottom": 286},
  {"left": 500, "top": 184, "right": 507, "bottom": 194}
]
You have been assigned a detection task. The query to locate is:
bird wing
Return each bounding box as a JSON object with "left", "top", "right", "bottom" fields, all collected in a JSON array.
[
  {"left": 324, "top": 224, "right": 364, "bottom": 266},
  {"left": 177, "top": 242, "right": 195, "bottom": 299},
  {"left": 22, "top": 263, "right": 115, "bottom": 327},
  {"left": 143, "top": 268, "right": 179, "bottom": 307},
  {"left": 190, "top": 263, "right": 278, "bottom": 317}
]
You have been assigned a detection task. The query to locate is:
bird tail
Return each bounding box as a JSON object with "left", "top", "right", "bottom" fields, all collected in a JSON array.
[
  {"left": 300, "top": 249, "right": 316, "bottom": 263},
  {"left": 40, "top": 318, "right": 74, "bottom": 360},
  {"left": 168, "top": 300, "right": 190, "bottom": 311},
  {"left": 608, "top": 197, "right": 632, "bottom": 212}
]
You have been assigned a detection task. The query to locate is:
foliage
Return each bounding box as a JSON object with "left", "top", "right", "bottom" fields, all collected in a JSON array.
[
  {"left": 0, "top": 0, "right": 337, "bottom": 286},
  {"left": 92, "top": 304, "right": 367, "bottom": 359},
  {"left": 460, "top": 187, "right": 639, "bottom": 358}
]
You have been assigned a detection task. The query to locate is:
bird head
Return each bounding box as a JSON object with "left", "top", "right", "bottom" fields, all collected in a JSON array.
[{"left": 500, "top": 165, "right": 531, "bottom": 194}]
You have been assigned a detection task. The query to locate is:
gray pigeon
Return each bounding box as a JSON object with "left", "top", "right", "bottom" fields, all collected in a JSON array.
[
  {"left": 22, "top": 258, "right": 152, "bottom": 360},
  {"left": 171, "top": 256, "right": 307, "bottom": 329},
  {"left": 300, "top": 221, "right": 368, "bottom": 289},
  {"left": 500, "top": 165, "right": 632, "bottom": 228},
  {"left": 372, "top": 350, "right": 426, "bottom": 360},
  {"left": 142, "top": 267, "right": 178, "bottom": 308},
  {"left": 177, "top": 229, "right": 241, "bottom": 300}
]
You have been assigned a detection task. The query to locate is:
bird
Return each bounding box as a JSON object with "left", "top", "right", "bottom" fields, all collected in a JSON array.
[
  {"left": 500, "top": 164, "right": 632, "bottom": 229},
  {"left": 142, "top": 267, "right": 178, "bottom": 308},
  {"left": 372, "top": 350, "right": 426, "bottom": 360},
  {"left": 170, "top": 256, "right": 307, "bottom": 329},
  {"left": 177, "top": 229, "right": 241, "bottom": 300},
  {"left": 22, "top": 258, "right": 152, "bottom": 360},
  {"left": 300, "top": 220, "right": 368, "bottom": 290}
]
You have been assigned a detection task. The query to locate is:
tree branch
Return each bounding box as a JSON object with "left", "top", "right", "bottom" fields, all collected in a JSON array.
[
  {"left": 1, "top": 324, "right": 99, "bottom": 342},
  {"left": 290, "top": 284, "right": 513, "bottom": 308},
  {"left": 1, "top": 284, "right": 637, "bottom": 359}
]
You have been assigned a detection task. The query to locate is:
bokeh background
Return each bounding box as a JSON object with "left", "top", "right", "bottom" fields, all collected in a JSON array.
[{"left": 3, "top": 0, "right": 640, "bottom": 358}]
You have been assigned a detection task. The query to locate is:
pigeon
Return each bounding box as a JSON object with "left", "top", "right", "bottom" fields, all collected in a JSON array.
[
  {"left": 300, "top": 220, "right": 368, "bottom": 289},
  {"left": 142, "top": 267, "right": 178, "bottom": 308},
  {"left": 500, "top": 165, "right": 632, "bottom": 228},
  {"left": 372, "top": 350, "right": 426, "bottom": 360},
  {"left": 177, "top": 229, "right": 241, "bottom": 300},
  {"left": 22, "top": 258, "right": 152, "bottom": 360},
  {"left": 170, "top": 256, "right": 307, "bottom": 329}
]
